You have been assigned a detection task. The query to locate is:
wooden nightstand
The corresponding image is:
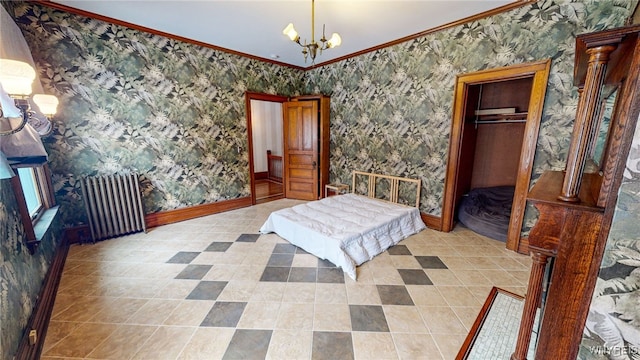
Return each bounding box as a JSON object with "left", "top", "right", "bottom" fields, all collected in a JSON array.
[{"left": 325, "top": 183, "right": 349, "bottom": 197}]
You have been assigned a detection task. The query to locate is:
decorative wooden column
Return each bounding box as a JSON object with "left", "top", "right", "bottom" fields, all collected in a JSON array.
[
  {"left": 507, "top": 24, "right": 640, "bottom": 360},
  {"left": 558, "top": 45, "right": 616, "bottom": 202},
  {"left": 511, "top": 250, "right": 551, "bottom": 360}
]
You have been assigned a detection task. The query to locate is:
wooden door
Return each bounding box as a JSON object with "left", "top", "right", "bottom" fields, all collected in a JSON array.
[{"left": 284, "top": 100, "right": 319, "bottom": 200}]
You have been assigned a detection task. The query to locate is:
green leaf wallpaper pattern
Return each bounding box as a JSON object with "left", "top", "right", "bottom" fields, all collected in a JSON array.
[
  {"left": 579, "top": 119, "right": 640, "bottom": 360},
  {"left": 304, "top": 0, "right": 635, "bottom": 217},
  {"left": 9, "top": 0, "right": 636, "bottom": 225},
  {"left": 9, "top": 2, "right": 304, "bottom": 226},
  {"left": 2, "top": 0, "right": 640, "bottom": 358},
  {"left": 0, "top": 180, "right": 64, "bottom": 360}
]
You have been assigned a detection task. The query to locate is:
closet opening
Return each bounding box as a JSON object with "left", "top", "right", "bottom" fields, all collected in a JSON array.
[{"left": 442, "top": 60, "right": 551, "bottom": 253}]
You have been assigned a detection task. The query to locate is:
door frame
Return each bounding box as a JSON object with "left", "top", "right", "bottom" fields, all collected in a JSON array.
[
  {"left": 245, "top": 92, "right": 288, "bottom": 205},
  {"left": 441, "top": 59, "right": 551, "bottom": 253}
]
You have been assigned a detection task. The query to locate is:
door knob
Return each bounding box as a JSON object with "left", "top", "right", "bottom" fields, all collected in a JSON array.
[{"left": 312, "top": 161, "right": 317, "bottom": 168}]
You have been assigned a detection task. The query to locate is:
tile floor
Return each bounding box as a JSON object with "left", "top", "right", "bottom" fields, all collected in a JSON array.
[{"left": 42, "top": 199, "right": 531, "bottom": 359}]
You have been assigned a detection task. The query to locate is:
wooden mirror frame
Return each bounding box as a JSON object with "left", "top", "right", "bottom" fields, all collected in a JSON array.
[
  {"left": 457, "top": 287, "right": 526, "bottom": 359},
  {"left": 559, "top": 25, "right": 640, "bottom": 206},
  {"left": 512, "top": 24, "right": 640, "bottom": 360}
]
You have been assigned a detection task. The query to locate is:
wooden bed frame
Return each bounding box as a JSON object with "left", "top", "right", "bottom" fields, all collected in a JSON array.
[{"left": 351, "top": 171, "right": 421, "bottom": 208}]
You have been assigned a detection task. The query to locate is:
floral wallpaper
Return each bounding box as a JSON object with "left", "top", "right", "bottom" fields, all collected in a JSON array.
[
  {"left": 2, "top": 0, "right": 640, "bottom": 358},
  {"left": 0, "top": 180, "right": 63, "bottom": 359},
  {"left": 5, "top": 2, "right": 303, "bottom": 226},
  {"left": 579, "top": 116, "right": 640, "bottom": 360},
  {"left": 305, "top": 0, "right": 635, "bottom": 223},
  {"left": 6, "top": 0, "right": 636, "bottom": 226}
]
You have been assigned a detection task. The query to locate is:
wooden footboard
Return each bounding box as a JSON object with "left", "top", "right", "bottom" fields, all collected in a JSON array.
[{"left": 351, "top": 171, "right": 421, "bottom": 208}]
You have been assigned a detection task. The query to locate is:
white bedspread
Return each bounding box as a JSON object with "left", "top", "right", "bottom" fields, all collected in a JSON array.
[{"left": 259, "top": 193, "right": 426, "bottom": 280}]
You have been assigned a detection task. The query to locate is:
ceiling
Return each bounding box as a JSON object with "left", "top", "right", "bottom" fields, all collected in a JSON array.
[{"left": 50, "top": 0, "right": 515, "bottom": 69}]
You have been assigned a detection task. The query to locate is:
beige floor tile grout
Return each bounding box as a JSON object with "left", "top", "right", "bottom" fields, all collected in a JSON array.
[{"left": 44, "top": 198, "right": 531, "bottom": 359}]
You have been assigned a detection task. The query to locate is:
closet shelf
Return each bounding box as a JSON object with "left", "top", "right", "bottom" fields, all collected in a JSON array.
[{"left": 475, "top": 112, "right": 528, "bottom": 123}]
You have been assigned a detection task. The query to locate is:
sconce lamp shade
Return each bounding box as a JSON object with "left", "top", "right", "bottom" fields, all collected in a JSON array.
[
  {"left": 33, "top": 94, "right": 59, "bottom": 116},
  {"left": 327, "top": 33, "right": 342, "bottom": 48},
  {"left": 283, "top": 23, "right": 299, "bottom": 42},
  {"left": 0, "top": 59, "right": 36, "bottom": 96}
]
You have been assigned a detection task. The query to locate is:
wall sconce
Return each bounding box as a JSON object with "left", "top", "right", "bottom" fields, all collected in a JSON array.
[
  {"left": 31, "top": 94, "right": 59, "bottom": 136},
  {"left": 0, "top": 59, "right": 59, "bottom": 136},
  {"left": 33, "top": 94, "right": 59, "bottom": 117}
]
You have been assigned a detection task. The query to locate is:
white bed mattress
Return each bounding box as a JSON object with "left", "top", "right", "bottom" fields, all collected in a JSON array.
[{"left": 259, "top": 193, "right": 426, "bottom": 280}]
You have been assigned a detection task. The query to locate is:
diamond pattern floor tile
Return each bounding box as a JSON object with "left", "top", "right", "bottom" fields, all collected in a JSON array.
[{"left": 46, "top": 199, "right": 532, "bottom": 360}]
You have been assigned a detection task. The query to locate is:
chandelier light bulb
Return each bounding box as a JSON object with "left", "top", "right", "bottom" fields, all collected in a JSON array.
[
  {"left": 283, "top": 23, "right": 300, "bottom": 42},
  {"left": 327, "top": 33, "right": 342, "bottom": 48}
]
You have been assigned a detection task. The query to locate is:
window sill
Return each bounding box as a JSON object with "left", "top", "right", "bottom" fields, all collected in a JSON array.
[{"left": 28, "top": 205, "right": 60, "bottom": 253}]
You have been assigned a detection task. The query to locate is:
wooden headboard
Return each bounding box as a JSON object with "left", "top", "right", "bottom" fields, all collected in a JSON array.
[{"left": 351, "top": 171, "right": 421, "bottom": 208}]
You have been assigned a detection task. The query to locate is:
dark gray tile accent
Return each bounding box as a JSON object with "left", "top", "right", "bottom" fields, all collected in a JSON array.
[
  {"left": 387, "top": 244, "right": 412, "bottom": 255},
  {"left": 236, "top": 234, "right": 260, "bottom": 242},
  {"left": 186, "top": 281, "right": 227, "bottom": 300},
  {"left": 349, "top": 305, "right": 389, "bottom": 332},
  {"left": 312, "top": 331, "right": 354, "bottom": 360},
  {"left": 288, "top": 267, "right": 317, "bottom": 282},
  {"left": 317, "top": 268, "right": 345, "bottom": 283},
  {"left": 175, "top": 264, "right": 213, "bottom": 280},
  {"left": 398, "top": 269, "right": 433, "bottom": 285},
  {"left": 222, "top": 329, "right": 272, "bottom": 360},
  {"left": 259, "top": 267, "right": 290, "bottom": 282},
  {"left": 415, "top": 256, "right": 448, "bottom": 269},
  {"left": 267, "top": 253, "right": 294, "bottom": 267},
  {"left": 317, "top": 258, "right": 337, "bottom": 268},
  {"left": 200, "top": 301, "right": 247, "bottom": 327},
  {"left": 205, "top": 242, "right": 233, "bottom": 252},
  {"left": 295, "top": 247, "right": 310, "bottom": 255},
  {"left": 377, "top": 285, "right": 415, "bottom": 305},
  {"left": 166, "top": 251, "right": 201, "bottom": 264},
  {"left": 273, "top": 243, "right": 297, "bottom": 254}
]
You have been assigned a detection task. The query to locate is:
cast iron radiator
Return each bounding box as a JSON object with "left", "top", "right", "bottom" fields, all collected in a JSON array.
[{"left": 80, "top": 173, "right": 146, "bottom": 241}]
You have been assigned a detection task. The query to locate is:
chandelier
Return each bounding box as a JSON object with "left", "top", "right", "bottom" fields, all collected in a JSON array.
[{"left": 282, "top": 0, "right": 341, "bottom": 63}]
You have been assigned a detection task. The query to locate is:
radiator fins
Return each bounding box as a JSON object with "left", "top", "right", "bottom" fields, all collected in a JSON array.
[{"left": 80, "top": 173, "right": 146, "bottom": 242}]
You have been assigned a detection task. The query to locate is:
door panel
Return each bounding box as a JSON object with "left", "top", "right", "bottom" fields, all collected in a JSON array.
[
  {"left": 289, "top": 154, "right": 314, "bottom": 165},
  {"left": 289, "top": 181, "right": 314, "bottom": 193},
  {"left": 284, "top": 100, "right": 319, "bottom": 200},
  {"left": 289, "top": 168, "right": 314, "bottom": 178}
]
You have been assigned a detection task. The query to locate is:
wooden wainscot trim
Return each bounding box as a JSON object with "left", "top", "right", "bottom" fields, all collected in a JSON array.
[
  {"left": 254, "top": 171, "right": 268, "bottom": 180},
  {"left": 15, "top": 236, "right": 70, "bottom": 360},
  {"left": 145, "top": 197, "right": 252, "bottom": 228},
  {"left": 63, "top": 225, "right": 91, "bottom": 245},
  {"left": 420, "top": 212, "right": 442, "bottom": 230}
]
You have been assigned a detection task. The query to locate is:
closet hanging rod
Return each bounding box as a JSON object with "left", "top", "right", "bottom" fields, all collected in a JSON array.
[{"left": 475, "top": 119, "right": 527, "bottom": 124}]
